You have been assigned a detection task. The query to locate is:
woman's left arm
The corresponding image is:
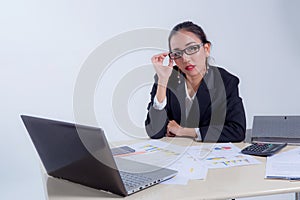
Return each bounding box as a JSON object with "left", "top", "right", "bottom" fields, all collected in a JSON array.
[{"left": 200, "top": 76, "right": 246, "bottom": 142}]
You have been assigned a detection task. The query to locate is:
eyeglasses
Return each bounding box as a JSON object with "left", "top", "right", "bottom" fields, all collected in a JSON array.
[{"left": 169, "top": 43, "right": 204, "bottom": 60}]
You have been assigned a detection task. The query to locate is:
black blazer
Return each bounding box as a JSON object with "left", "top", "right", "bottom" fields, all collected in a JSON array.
[{"left": 145, "top": 66, "right": 246, "bottom": 142}]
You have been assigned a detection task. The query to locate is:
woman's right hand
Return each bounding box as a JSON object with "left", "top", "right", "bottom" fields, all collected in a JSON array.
[{"left": 151, "top": 52, "right": 173, "bottom": 83}]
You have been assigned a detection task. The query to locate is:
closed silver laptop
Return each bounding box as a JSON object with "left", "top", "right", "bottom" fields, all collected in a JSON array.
[{"left": 21, "top": 115, "right": 177, "bottom": 196}]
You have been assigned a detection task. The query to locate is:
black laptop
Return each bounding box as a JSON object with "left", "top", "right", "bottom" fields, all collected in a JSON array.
[{"left": 21, "top": 115, "right": 177, "bottom": 196}]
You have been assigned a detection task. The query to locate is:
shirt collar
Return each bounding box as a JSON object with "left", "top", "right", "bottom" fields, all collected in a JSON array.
[{"left": 184, "top": 81, "right": 196, "bottom": 101}]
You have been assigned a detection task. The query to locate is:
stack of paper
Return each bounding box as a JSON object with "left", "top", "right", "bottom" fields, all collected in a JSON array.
[{"left": 265, "top": 147, "right": 300, "bottom": 180}]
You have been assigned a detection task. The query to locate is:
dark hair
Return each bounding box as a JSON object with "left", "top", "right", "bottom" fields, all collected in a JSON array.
[{"left": 168, "top": 21, "right": 211, "bottom": 50}]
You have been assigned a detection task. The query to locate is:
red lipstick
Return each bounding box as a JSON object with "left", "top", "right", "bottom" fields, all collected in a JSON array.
[{"left": 185, "top": 65, "right": 195, "bottom": 71}]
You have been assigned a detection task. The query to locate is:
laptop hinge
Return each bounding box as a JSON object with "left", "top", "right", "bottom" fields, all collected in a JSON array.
[{"left": 252, "top": 137, "right": 300, "bottom": 145}]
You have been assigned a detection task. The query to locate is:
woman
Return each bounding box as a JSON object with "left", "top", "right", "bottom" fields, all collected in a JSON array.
[{"left": 145, "top": 21, "right": 246, "bottom": 142}]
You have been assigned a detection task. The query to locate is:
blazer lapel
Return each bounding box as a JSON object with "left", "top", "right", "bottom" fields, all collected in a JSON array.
[{"left": 174, "top": 77, "right": 187, "bottom": 126}]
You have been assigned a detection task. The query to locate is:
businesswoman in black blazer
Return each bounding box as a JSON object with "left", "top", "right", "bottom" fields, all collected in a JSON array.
[{"left": 145, "top": 21, "right": 246, "bottom": 142}]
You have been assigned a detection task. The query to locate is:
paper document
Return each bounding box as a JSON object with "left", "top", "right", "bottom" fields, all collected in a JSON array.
[
  {"left": 163, "top": 153, "right": 208, "bottom": 181},
  {"left": 118, "top": 140, "right": 208, "bottom": 185},
  {"left": 119, "top": 140, "right": 185, "bottom": 167},
  {"left": 266, "top": 147, "right": 300, "bottom": 180},
  {"left": 117, "top": 141, "right": 260, "bottom": 185},
  {"left": 187, "top": 143, "right": 261, "bottom": 169}
]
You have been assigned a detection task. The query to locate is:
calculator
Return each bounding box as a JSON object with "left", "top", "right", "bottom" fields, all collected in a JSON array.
[
  {"left": 241, "top": 143, "right": 287, "bottom": 156},
  {"left": 111, "top": 146, "right": 136, "bottom": 156}
]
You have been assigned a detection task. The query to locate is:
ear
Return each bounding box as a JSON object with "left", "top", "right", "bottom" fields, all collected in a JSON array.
[{"left": 204, "top": 43, "right": 211, "bottom": 56}]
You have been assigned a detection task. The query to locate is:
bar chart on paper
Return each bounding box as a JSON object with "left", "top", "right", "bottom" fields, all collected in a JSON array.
[{"left": 187, "top": 143, "right": 261, "bottom": 169}]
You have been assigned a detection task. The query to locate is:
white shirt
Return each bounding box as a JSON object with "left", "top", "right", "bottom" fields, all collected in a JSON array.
[{"left": 152, "top": 81, "right": 202, "bottom": 141}]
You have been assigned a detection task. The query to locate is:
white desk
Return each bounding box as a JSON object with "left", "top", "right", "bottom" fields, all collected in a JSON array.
[{"left": 47, "top": 138, "right": 300, "bottom": 200}]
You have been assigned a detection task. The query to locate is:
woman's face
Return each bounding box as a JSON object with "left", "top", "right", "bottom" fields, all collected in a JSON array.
[{"left": 170, "top": 30, "right": 210, "bottom": 79}]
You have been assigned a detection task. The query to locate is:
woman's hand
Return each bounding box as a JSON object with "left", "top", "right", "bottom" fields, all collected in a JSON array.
[
  {"left": 167, "top": 120, "right": 184, "bottom": 136},
  {"left": 167, "top": 120, "right": 198, "bottom": 138},
  {"left": 151, "top": 52, "right": 173, "bottom": 84}
]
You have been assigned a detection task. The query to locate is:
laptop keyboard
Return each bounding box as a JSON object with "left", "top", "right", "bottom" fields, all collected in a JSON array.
[{"left": 120, "top": 171, "right": 153, "bottom": 188}]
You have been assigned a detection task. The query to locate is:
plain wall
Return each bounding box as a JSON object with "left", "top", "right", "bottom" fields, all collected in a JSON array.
[{"left": 1, "top": 0, "right": 300, "bottom": 199}]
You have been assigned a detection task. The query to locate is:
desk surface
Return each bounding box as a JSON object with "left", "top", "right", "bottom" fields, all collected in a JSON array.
[{"left": 47, "top": 138, "right": 300, "bottom": 200}]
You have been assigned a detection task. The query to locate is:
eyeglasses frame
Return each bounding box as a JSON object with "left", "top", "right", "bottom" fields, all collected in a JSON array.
[{"left": 168, "top": 43, "right": 204, "bottom": 60}]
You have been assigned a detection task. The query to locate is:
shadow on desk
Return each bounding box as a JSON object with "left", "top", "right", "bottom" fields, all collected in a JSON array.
[{"left": 47, "top": 176, "right": 121, "bottom": 199}]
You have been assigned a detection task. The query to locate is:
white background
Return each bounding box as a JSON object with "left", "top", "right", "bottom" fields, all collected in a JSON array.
[{"left": 1, "top": 0, "right": 299, "bottom": 199}]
